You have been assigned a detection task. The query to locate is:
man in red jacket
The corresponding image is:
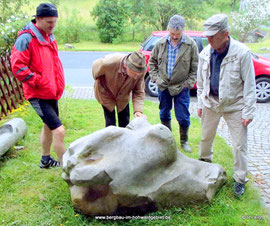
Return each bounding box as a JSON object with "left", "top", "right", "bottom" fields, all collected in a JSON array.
[{"left": 11, "top": 3, "right": 65, "bottom": 168}]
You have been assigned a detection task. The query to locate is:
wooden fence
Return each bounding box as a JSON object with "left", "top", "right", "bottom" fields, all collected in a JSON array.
[{"left": 0, "top": 54, "right": 25, "bottom": 120}]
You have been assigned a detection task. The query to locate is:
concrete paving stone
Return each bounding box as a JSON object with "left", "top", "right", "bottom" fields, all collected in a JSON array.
[
  {"left": 254, "top": 154, "right": 266, "bottom": 158},
  {"left": 253, "top": 183, "right": 260, "bottom": 188},
  {"left": 265, "top": 179, "right": 270, "bottom": 183},
  {"left": 249, "top": 171, "right": 259, "bottom": 176},
  {"left": 249, "top": 159, "right": 258, "bottom": 163},
  {"left": 251, "top": 145, "right": 263, "bottom": 149},
  {"left": 248, "top": 155, "right": 256, "bottom": 158},
  {"left": 258, "top": 184, "right": 268, "bottom": 189},
  {"left": 248, "top": 154, "right": 260, "bottom": 158},
  {"left": 258, "top": 162, "right": 269, "bottom": 166},
  {"left": 249, "top": 167, "right": 258, "bottom": 171},
  {"left": 262, "top": 158, "right": 269, "bottom": 162},
  {"left": 254, "top": 174, "right": 264, "bottom": 179},
  {"left": 265, "top": 204, "right": 270, "bottom": 212},
  {"left": 250, "top": 158, "right": 263, "bottom": 162},
  {"left": 261, "top": 193, "right": 269, "bottom": 199},
  {"left": 262, "top": 147, "right": 270, "bottom": 150},
  {"left": 262, "top": 197, "right": 270, "bottom": 204},
  {"left": 248, "top": 165, "right": 258, "bottom": 170},
  {"left": 248, "top": 162, "right": 259, "bottom": 167},
  {"left": 262, "top": 170, "right": 270, "bottom": 175}
]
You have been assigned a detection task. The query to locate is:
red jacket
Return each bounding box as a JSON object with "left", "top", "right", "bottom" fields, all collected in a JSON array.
[{"left": 11, "top": 22, "right": 65, "bottom": 100}]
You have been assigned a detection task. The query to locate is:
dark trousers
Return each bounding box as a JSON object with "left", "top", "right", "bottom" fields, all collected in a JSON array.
[
  {"left": 102, "top": 104, "right": 130, "bottom": 127},
  {"left": 158, "top": 88, "right": 190, "bottom": 128}
]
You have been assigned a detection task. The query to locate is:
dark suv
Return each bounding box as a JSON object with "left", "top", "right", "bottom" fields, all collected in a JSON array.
[{"left": 139, "top": 31, "right": 270, "bottom": 103}]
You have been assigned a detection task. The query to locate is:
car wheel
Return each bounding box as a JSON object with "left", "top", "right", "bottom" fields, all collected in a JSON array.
[
  {"left": 145, "top": 76, "right": 158, "bottom": 97},
  {"left": 256, "top": 76, "right": 270, "bottom": 103}
]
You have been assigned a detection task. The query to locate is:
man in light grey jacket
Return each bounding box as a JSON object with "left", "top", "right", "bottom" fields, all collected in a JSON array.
[
  {"left": 149, "top": 15, "right": 198, "bottom": 153},
  {"left": 197, "top": 14, "right": 257, "bottom": 197}
]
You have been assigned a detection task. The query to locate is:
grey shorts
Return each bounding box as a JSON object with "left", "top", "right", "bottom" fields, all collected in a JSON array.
[{"left": 29, "top": 98, "right": 62, "bottom": 130}]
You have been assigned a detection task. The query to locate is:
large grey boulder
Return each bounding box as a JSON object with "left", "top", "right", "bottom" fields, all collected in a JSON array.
[
  {"left": 62, "top": 118, "right": 226, "bottom": 216},
  {"left": 0, "top": 118, "right": 28, "bottom": 157}
]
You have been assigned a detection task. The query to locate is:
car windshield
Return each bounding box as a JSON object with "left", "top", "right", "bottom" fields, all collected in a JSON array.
[
  {"left": 141, "top": 35, "right": 163, "bottom": 51},
  {"left": 141, "top": 34, "right": 209, "bottom": 52}
]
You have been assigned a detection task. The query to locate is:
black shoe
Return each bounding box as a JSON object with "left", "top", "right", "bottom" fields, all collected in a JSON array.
[
  {"left": 40, "top": 157, "right": 60, "bottom": 169},
  {"left": 233, "top": 182, "right": 245, "bottom": 197},
  {"left": 199, "top": 158, "right": 212, "bottom": 163}
]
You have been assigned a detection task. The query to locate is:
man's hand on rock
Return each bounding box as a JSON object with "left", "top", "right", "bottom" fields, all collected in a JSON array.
[{"left": 134, "top": 112, "right": 147, "bottom": 119}]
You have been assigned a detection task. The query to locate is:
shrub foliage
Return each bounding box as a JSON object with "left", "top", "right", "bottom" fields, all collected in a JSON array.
[{"left": 91, "top": 0, "right": 127, "bottom": 43}]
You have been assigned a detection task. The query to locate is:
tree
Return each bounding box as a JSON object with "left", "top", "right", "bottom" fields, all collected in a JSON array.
[
  {"left": 127, "top": 0, "right": 205, "bottom": 31},
  {"left": 0, "top": 0, "right": 28, "bottom": 56},
  {"left": 231, "top": 0, "right": 270, "bottom": 42},
  {"left": 206, "top": 0, "right": 240, "bottom": 12},
  {"left": 231, "top": 0, "right": 239, "bottom": 11},
  {"left": 0, "top": 0, "right": 28, "bottom": 23},
  {"left": 92, "top": 0, "right": 127, "bottom": 43},
  {"left": 123, "top": 0, "right": 146, "bottom": 40},
  {"left": 0, "top": 15, "right": 29, "bottom": 56},
  {"left": 49, "top": 0, "right": 60, "bottom": 7}
]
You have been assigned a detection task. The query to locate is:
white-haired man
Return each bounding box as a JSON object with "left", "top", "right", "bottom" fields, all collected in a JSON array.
[{"left": 149, "top": 15, "right": 198, "bottom": 152}]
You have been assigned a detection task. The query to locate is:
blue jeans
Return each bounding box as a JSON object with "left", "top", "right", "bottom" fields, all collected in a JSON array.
[{"left": 158, "top": 88, "right": 190, "bottom": 128}]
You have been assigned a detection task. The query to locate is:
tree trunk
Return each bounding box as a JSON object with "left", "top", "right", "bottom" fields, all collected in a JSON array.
[{"left": 231, "top": 0, "right": 237, "bottom": 12}]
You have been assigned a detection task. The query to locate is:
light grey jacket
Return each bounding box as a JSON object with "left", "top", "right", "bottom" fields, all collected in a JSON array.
[
  {"left": 149, "top": 34, "right": 198, "bottom": 96},
  {"left": 197, "top": 37, "right": 256, "bottom": 119}
]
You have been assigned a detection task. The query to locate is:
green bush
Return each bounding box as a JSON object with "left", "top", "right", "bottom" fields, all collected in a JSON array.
[
  {"left": 91, "top": 0, "right": 127, "bottom": 43},
  {"left": 79, "top": 24, "right": 99, "bottom": 42},
  {"left": 0, "top": 0, "right": 28, "bottom": 23},
  {"left": 0, "top": 14, "right": 28, "bottom": 56},
  {"left": 54, "top": 8, "right": 84, "bottom": 43}
]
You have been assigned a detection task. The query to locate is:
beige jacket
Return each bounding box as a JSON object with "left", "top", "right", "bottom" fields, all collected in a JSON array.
[
  {"left": 92, "top": 53, "right": 145, "bottom": 113},
  {"left": 148, "top": 34, "right": 198, "bottom": 96},
  {"left": 197, "top": 38, "right": 256, "bottom": 119}
]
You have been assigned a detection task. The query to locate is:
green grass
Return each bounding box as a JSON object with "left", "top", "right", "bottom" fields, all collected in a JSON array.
[
  {"left": 245, "top": 27, "right": 270, "bottom": 53},
  {"left": 246, "top": 39, "right": 270, "bottom": 54},
  {"left": 58, "top": 40, "right": 141, "bottom": 52},
  {"left": 0, "top": 98, "right": 269, "bottom": 225},
  {"left": 22, "top": 0, "right": 98, "bottom": 23}
]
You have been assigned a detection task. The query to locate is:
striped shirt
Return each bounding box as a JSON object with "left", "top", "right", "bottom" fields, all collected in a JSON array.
[{"left": 166, "top": 35, "right": 186, "bottom": 78}]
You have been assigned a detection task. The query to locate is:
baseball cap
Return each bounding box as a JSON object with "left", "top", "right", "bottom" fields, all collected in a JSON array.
[
  {"left": 126, "top": 52, "right": 147, "bottom": 73},
  {"left": 203, "top": 14, "right": 228, "bottom": 36},
  {"left": 35, "top": 3, "right": 58, "bottom": 17}
]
